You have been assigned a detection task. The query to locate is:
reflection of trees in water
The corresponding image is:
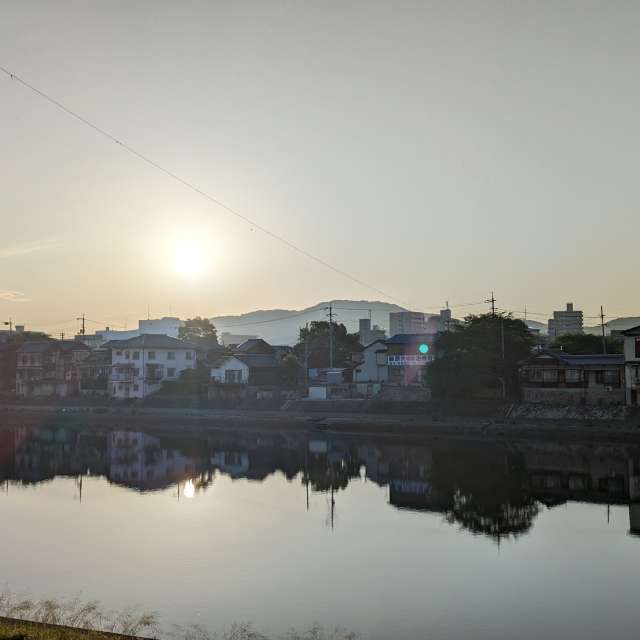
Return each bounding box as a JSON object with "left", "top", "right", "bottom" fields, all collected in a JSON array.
[
  {"left": 431, "top": 447, "right": 540, "bottom": 540},
  {"left": 446, "top": 489, "right": 540, "bottom": 540}
]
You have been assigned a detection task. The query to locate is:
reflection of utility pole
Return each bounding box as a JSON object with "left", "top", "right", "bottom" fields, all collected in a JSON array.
[{"left": 305, "top": 445, "right": 309, "bottom": 511}]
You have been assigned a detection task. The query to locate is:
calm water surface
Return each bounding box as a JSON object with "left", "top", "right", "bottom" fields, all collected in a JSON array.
[{"left": 1, "top": 425, "right": 640, "bottom": 639}]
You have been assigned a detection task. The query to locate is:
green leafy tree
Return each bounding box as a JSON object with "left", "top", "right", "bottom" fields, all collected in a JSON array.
[
  {"left": 550, "top": 332, "right": 623, "bottom": 355},
  {"left": 279, "top": 354, "right": 302, "bottom": 388},
  {"left": 294, "top": 321, "right": 361, "bottom": 368},
  {"left": 429, "top": 313, "right": 534, "bottom": 401},
  {"left": 178, "top": 317, "right": 218, "bottom": 343}
]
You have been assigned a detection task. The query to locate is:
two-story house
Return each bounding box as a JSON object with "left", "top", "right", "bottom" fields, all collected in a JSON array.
[
  {"left": 622, "top": 325, "right": 640, "bottom": 406},
  {"left": 105, "top": 334, "right": 197, "bottom": 399},
  {"left": 519, "top": 349, "right": 625, "bottom": 406},
  {"left": 15, "top": 340, "right": 90, "bottom": 397}
]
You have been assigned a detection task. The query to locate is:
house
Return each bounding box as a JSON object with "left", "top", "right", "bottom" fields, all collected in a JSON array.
[
  {"left": 15, "top": 340, "right": 90, "bottom": 397},
  {"left": 519, "top": 349, "right": 625, "bottom": 406},
  {"left": 235, "top": 338, "right": 293, "bottom": 363},
  {"left": 105, "top": 334, "right": 197, "bottom": 399},
  {"left": 79, "top": 348, "right": 112, "bottom": 395},
  {"left": 353, "top": 339, "right": 388, "bottom": 383},
  {"left": 209, "top": 354, "right": 279, "bottom": 385},
  {"left": 622, "top": 325, "right": 640, "bottom": 406},
  {"left": 385, "top": 333, "right": 435, "bottom": 385}
]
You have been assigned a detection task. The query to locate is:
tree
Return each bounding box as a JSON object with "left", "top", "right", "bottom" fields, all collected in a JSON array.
[
  {"left": 278, "top": 354, "right": 302, "bottom": 388},
  {"left": 550, "top": 332, "right": 623, "bottom": 355},
  {"left": 179, "top": 317, "right": 218, "bottom": 343},
  {"left": 429, "top": 313, "right": 534, "bottom": 401},
  {"left": 294, "top": 321, "right": 361, "bottom": 369}
]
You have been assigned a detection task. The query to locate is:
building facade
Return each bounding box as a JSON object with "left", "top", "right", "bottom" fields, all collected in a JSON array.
[
  {"left": 15, "top": 340, "right": 90, "bottom": 397},
  {"left": 389, "top": 311, "right": 427, "bottom": 336},
  {"left": 106, "top": 334, "right": 196, "bottom": 399},
  {"left": 358, "top": 318, "right": 386, "bottom": 347},
  {"left": 353, "top": 340, "right": 389, "bottom": 383},
  {"left": 622, "top": 325, "right": 640, "bottom": 406},
  {"left": 547, "top": 303, "right": 584, "bottom": 337},
  {"left": 520, "top": 350, "right": 624, "bottom": 406}
]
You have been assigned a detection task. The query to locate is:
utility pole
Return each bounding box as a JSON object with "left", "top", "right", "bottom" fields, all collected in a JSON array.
[
  {"left": 486, "top": 292, "right": 496, "bottom": 317},
  {"left": 304, "top": 322, "right": 309, "bottom": 391},
  {"left": 327, "top": 304, "right": 334, "bottom": 369},
  {"left": 76, "top": 314, "right": 86, "bottom": 336},
  {"left": 600, "top": 306, "right": 607, "bottom": 355},
  {"left": 3, "top": 319, "right": 12, "bottom": 335},
  {"left": 59, "top": 332, "right": 65, "bottom": 341}
]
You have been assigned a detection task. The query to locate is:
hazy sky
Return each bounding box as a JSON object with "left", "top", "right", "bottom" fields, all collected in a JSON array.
[{"left": 1, "top": 1, "right": 639, "bottom": 335}]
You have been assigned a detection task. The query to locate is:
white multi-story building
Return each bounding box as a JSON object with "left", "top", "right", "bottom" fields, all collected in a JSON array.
[
  {"left": 389, "top": 311, "right": 426, "bottom": 336},
  {"left": 622, "top": 324, "right": 640, "bottom": 406},
  {"left": 76, "top": 317, "right": 185, "bottom": 348},
  {"left": 547, "top": 303, "right": 583, "bottom": 337},
  {"left": 106, "top": 334, "right": 197, "bottom": 399}
]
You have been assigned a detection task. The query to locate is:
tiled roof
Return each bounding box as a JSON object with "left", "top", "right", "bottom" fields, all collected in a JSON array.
[
  {"left": 17, "top": 340, "right": 89, "bottom": 353},
  {"left": 527, "top": 349, "right": 624, "bottom": 366},
  {"left": 621, "top": 324, "right": 640, "bottom": 336},
  {"left": 385, "top": 333, "right": 435, "bottom": 345}
]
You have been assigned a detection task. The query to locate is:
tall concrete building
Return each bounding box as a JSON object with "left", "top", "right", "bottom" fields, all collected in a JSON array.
[
  {"left": 358, "top": 318, "right": 386, "bottom": 346},
  {"left": 389, "top": 311, "right": 426, "bottom": 336},
  {"left": 548, "top": 303, "right": 584, "bottom": 337}
]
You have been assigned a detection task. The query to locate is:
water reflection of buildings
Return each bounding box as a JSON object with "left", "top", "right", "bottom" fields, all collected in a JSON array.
[
  {"left": 108, "top": 430, "right": 201, "bottom": 491},
  {"left": 2, "top": 425, "right": 640, "bottom": 539}
]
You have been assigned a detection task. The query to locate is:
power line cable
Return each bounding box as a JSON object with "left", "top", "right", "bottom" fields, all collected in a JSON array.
[{"left": 0, "top": 65, "right": 410, "bottom": 307}]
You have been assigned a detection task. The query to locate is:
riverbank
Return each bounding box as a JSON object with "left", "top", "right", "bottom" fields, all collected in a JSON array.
[
  {"left": 0, "top": 618, "right": 150, "bottom": 640},
  {"left": 1, "top": 404, "right": 640, "bottom": 443}
]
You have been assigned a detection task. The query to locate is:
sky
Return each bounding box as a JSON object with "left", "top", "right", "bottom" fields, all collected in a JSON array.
[{"left": 1, "top": 0, "right": 639, "bottom": 336}]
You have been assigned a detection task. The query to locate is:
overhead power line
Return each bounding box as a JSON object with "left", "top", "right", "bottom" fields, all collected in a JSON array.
[{"left": 0, "top": 65, "right": 410, "bottom": 307}]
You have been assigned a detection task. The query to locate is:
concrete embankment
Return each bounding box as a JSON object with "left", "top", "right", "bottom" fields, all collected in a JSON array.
[{"left": 1, "top": 403, "right": 640, "bottom": 443}]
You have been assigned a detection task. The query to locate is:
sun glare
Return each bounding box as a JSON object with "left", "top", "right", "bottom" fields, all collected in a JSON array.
[{"left": 174, "top": 245, "right": 207, "bottom": 277}]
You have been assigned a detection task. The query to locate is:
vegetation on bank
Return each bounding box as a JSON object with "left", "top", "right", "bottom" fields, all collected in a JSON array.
[{"left": 0, "top": 593, "right": 358, "bottom": 640}]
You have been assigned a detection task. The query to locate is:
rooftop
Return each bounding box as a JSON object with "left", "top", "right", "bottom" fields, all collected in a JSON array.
[{"left": 103, "top": 334, "right": 197, "bottom": 350}]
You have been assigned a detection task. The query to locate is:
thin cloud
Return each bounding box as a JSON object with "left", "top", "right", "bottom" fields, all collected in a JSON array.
[
  {"left": 0, "top": 290, "right": 31, "bottom": 303},
  {"left": 0, "top": 238, "right": 61, "bottom": 259}
]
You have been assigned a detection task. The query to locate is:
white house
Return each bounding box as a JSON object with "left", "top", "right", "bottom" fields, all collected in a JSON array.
[
  {"left": 105, "top": 334, "right": 197, "bottom": 399},
  {"left": 353, "top": 339, "right": 389, "bottom": 383},
  {"left": 209, "top": 355, "right": 250, "bottom": 384},
  {"left": 622, "top": 325, "right": 640, "bottom": 406}
]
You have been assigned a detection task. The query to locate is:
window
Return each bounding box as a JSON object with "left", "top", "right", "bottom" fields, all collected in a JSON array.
[
  {"left": 596, "top": 370, "right": 619, "bottom": 385},
  {"left": 542, "top": 369, "right": 558, "bottom": 382},
  {"left": 167, "top": 351, "right": 175, "bottom": 360},
  {"left": 133, "top": 351, "right": 140, "bottom": 360},
  {"left": 186, "top": 351, "right": 193, "bottom": 360},
  {"left": 636, "top": 337, "right": 640, "bottom": 359},
  {"left": 225, "top": 369, "right": 243, "bottom": 383},
  {"left": 167, "top": 367, "right": 176, "bottom": 378},
  {"left": 148, "top": 351, "right": 156, "bottom": 360},
  {"left": 565, "top": 369, "right": 582, "bottom": 383},
  {"left": 133, "top": 368, "right": 140, "bottom": 376},
  {"left": 116, "top": 351, "right": 122, "bottom": 356},
  {"left": 125, "top": 351, "right": 131, "bottom": 359},
  {"left": 133, "top": 384, "right": 139, "bottom": 391}
]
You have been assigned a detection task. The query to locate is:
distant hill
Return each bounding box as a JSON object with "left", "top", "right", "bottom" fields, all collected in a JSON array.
[
  {"left": 584, "top": 316, "right": 640, "bottom": 336},
  {"left": 212, "top": 300, "right": 409, "bottom": 345},
  {"left": 525, "top": 319, "right": 546, "bottom": 333}
]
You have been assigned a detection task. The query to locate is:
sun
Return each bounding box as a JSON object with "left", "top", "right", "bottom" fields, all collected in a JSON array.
[{"left": 174, "top": 245, "right": 207, "bottom": 277}]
